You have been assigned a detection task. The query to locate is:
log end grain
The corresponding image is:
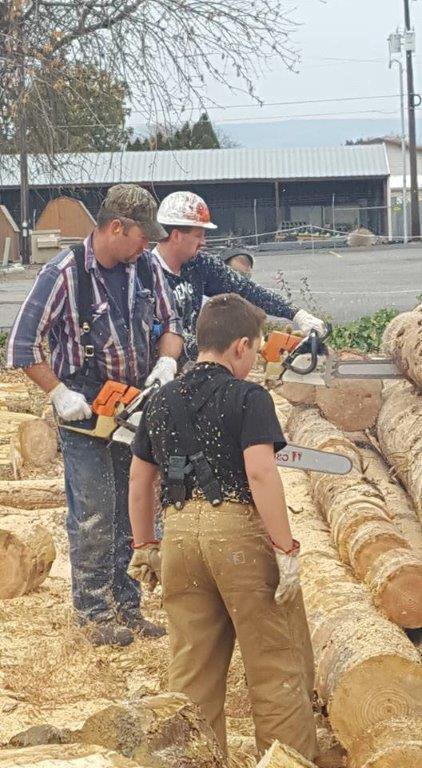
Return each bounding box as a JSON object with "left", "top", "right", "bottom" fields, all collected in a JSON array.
[
  {"left": 18, "top": 418, "right": 57, "bottom": 467},
  {"left": 0, "top": 522, "right": 56, "bottom": 599},
  {"left": 315, "top": 379, "right": 382, "bottom": 432},
  {"left": 366, "top": 548, "right": 422, "bottom": 629},
  {"left": 348, "top": 716, "right": 422, "bottom": 768}
]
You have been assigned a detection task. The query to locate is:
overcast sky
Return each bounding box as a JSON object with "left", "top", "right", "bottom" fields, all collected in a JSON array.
[{"left": 201, "top": 0, "right": 422, "bottom": 126}]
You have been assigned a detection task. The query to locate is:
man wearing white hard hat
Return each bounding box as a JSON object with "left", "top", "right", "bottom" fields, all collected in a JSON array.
[{"left": 153, "top": 191, "right": 326, "bottom": 361}]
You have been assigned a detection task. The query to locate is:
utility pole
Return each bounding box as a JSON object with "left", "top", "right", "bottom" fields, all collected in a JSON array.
[
  {"left": 388, "top": 33, "right": 408, "bottom": 242},
  {"left": 403, "top": 0, "right": 421, "bottom": 238},
  {"left": 11, "top": 0, "right": 30, "bottom": 264},
  {"left": 19, "top": 63, "right": 30, "bottom": 265}
]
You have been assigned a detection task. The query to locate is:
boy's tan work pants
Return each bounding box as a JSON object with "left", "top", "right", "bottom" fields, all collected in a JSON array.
[{"left": 161, "top": 499, "right": 317, "bottom": 760}]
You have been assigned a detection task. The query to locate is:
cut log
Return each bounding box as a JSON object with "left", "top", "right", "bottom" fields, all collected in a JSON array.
[
  {"left": 348, "top": 716, "right": 422, "bottom": 768},
  {"left": 0, "top": 382, "right": 32, "bottom": 412},
  {"left": 0, "top": 478, "right": 65, "bottom": 509},
  {"left": 377, "top": 381, "right": 422, "bottom": 520},
  {"left": 0, "top": 513, "right": 56, "bottom": 598},
  {"left": 78, "top": 692, "right": 224, "bottom": 767},
  {"left": 287, "top": 406, "right": 422, "bottom": 627},
  {"left": 282, "top": 471, "right": 422, "bottom": 767},
  {"left": 0, "top": 410, "right": 37, "bottom": 444},
  {"left": 17, "top": 417, "right": 57, "bottom": 466},
  {"left": 257, "top": 740, "right": 317, "bottom": 768},
  {"left": 0, "top": 744, "right": 139, "bottom": 767},
  {"left": 315, "top": 378, "right": 382, "bottom": 431},
  {"left": 357, "top": 443, "right": 422, "bottom": 559},
  {"left": 381, "top": 304, "right": 422, "bottom": 388},
  {"left": 275, "top": 382, "right": 316, "bottom": 406},
  {"left": 365, "top": 547, "right": 422, "bottom": 628}
]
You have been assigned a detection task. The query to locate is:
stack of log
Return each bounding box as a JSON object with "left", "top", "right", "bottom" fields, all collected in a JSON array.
[
  {"left": 277, "top": 471, "right": 422, "bottom": 768},
  {"left": 0, "top": 379, "right": 61, "bottom": 598},
  {"left": 271, "top": 306, "right": 422, "bottom": 766},
  {"left": 287, "top": 406, "right": 422, "bottom": 628}
]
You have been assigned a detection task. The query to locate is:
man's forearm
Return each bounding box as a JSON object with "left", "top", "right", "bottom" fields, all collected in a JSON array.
[
  {"left": 24, "top": 362, "right": 60, "bottom": 394},
  {"left": 158, "top": 331, "right": 183, "bottom": 360}
]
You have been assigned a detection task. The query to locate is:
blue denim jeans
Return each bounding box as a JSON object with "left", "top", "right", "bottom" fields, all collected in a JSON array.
[{"left": 59, "top": 427, "right": 140, "bottom": 624}]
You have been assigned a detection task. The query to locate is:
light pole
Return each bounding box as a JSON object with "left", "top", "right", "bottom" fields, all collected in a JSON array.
[
  {"left": 403, "top": 0, "right": 421, "bottom": 239},
  {"left": 388, "top": 32, "right": 408, "bottom": 243}
]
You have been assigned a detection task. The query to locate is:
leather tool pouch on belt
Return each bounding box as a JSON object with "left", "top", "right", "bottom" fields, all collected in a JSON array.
[{"left": 166, "top": 378, "right": 226, "bottom": 509}]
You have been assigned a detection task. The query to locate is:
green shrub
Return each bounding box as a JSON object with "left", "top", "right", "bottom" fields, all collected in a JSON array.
[{"left": 329, "top": 308, "right": 398, "bottom": 353}]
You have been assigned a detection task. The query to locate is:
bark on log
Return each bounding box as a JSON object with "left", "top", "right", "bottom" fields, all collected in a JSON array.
[
  {"left": 257, "top": 740, "right": 317, "bottom": 768},
  {"left": 0, "top": 513, "right": 56, "bottom": 598},
  {"left": 377, "top": 381, "right": 422, "bottom": 520},
  {"left": 17, "top": 417, "right": 57, "bottom": 466},
  {"left": 0, "top": 744, "right": 139, "bottom": 767},
  {"left": 287, "top": 406, "right": 422, "bottom": 627},
  {"left": 282, "top": 472, "right": 422, "bottom": 766},
  {"left": 357, "top": 444, "right": 422, "bottom": 559},
  {"left": 78, "top": 692, "right": 224, "bottom": 767},
  {"left": 381, "top": 304, "right": 422, "bottom": 388},
  {"left": 0, "top": 478, "right": 65, "bottom": 509}
]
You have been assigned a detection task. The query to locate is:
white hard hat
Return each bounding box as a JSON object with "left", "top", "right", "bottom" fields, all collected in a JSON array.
[{"left": 157, "top": 191, "right": 217, "bottom": 230}]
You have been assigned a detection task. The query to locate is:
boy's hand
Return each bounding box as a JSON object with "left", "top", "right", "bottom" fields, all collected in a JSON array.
[
  {"left": 273, "top": 541, "right": 301, "bottom": 604},
  {"left": 128, "top": 542, "right": 161, "bottom": 592}
]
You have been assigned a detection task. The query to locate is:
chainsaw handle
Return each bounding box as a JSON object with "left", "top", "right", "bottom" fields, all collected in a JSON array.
[{"left": 284, "top": 330, "right": 319, "bottom": 375}]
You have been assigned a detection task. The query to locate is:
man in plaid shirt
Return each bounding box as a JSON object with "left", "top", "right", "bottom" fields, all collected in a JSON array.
[{"left": 7, "top": 185, "right": 182, "bottom": 646}]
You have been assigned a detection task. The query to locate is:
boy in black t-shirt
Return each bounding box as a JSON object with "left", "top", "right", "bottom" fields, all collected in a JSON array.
[{"left": 128, "top": 294, "right": 317, "bottom": 761}]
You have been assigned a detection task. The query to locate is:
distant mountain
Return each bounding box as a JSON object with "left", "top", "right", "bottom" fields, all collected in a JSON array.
[{"left": 217, "top": 119, "right": 422, "bottom": 149}]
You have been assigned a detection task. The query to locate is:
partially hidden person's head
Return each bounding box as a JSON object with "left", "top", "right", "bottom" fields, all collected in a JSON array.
[
  {"left": 96, "top": 184, "right": 167, "bottom": 264},
  {"left": 222, "top": 247, "right": 254, "bottom": 279},
  {"left": 196, "top": 293, "right": 266, "bottom": 380},
  {"left": 157, "top": 191, "right": 217, "bottom": 265}
]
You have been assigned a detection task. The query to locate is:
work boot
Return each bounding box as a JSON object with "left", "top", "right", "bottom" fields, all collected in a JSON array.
[
  {"left": 119, "top": 614, "right": 166, "bottom": 638},
  {"left": 87, "top": 622, "right": 134, "bottom": 647}
]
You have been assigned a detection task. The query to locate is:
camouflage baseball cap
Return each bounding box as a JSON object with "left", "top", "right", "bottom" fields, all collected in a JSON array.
[{"left": 100, "top": 184, "right": 168, "bottom": 241}]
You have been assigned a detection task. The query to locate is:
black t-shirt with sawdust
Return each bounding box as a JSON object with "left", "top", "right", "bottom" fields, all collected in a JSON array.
[{"left": 132, "top": 362, "right": 286, "bottom": 508}]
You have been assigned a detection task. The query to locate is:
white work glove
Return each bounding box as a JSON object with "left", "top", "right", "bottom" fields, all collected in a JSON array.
[
  {"left": 50, "top": 382, "right": 92, "bottom": 421},
  {"left": 127, "top": 542, "right": 161, "bottom": 592},
  {"left": 273, "top": 541, "right": 301, "bottom": 605},
  {"left": 145, "top": 356, "right": 177, "bottom": 388},
  {"left": 293, "top": 309, "right": 326, "bottom": 337}
]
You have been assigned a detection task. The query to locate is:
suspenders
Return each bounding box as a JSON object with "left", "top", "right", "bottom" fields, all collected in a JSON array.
[{"left": 166, "top": 376, "right": 227, "bottom": 509}]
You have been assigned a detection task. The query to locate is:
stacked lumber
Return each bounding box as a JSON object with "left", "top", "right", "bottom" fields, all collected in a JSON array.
[
  {"left": 281, "top": 470, "right": 422, "bottom": 768},
  {"left": 287, "top": 406, "right": 422, "bottom": 628},
  {"left": 381, "top": 303, "right": 422, "bottom": 387},
  {"left": 377, "top": 381, "right": 422, "bottom": 520}
]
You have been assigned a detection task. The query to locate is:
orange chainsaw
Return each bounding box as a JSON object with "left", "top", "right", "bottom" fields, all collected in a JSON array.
[
  {"left": 261, "top": 325, "right": 331, "bottom": 383},
  {"left": 60, "top": 380, "right": 159, "bottom": 441}
]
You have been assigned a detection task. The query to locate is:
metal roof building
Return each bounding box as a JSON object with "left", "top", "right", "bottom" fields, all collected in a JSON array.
[
  {"left": 0, "top": 144, "right": 390, "bottom": 239},
  {"left": 0, "top": 144, "right": 388, "bottom": 187}
]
